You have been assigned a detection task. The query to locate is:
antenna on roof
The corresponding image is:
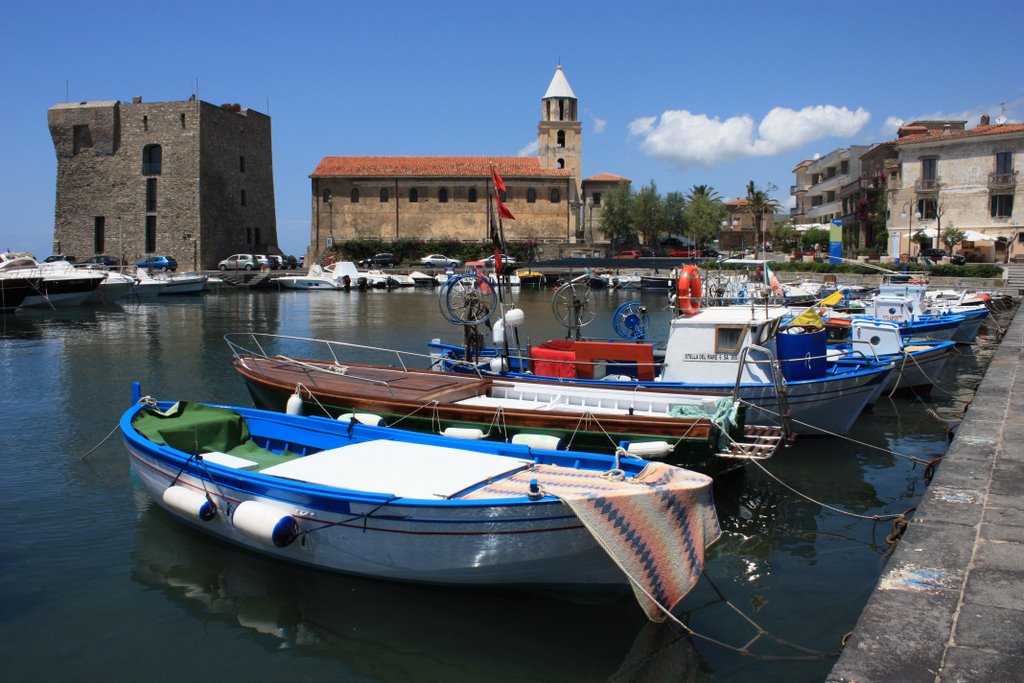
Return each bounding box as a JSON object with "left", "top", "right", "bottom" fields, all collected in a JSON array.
[{"left": 996, "top": 102, "right": 1008, "bottom": 125}]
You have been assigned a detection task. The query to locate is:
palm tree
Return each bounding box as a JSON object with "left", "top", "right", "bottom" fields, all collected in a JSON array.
[
  {"left": 745, "top": 181, "right": 779, "bottom": 255},
  {"left": 686, "top": 184, "right": 722, "bottom": 203}
]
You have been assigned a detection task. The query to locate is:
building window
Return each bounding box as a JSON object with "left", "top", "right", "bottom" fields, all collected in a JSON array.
[
  {"left": 145, "top": 216, "right": 157, "bottom": 252},
  {"left": 94, "top": 217, "right": 105, "bottom": 253},
  {"left": 73, "top": 125, "right": 93, "bottom": 155},
  {"left": 917, "top": 198, "right": 937, "bottom": 219},
  {"left": 468, "top": 188, "right": 478, "bottom": 203},
  {"left": 527, "top": 188, "right": 537, "bottom": 203},
  {"left": 143, "top": 116, "right": 148, "bottom": 132},
  {"left": 180, "top": 113, "right": 186, "bottom": 128},
  {"left": 323, "top": 189, "right": 332, "bottom": 204},
  {"left": 992, "top": 194, "right": 1014, "bottom": 218},
  {"left": 557, "top": 130, "right": 566, "bottom": 148},
  {"left": 240, "top": 156, "right": 246, "bottom": 173},
  {"left": 255, "top": 227, "right": 262, "bottom": 245},
  {"left": 350, "top": 188, "right": 359, "bottom": 203},
  {"left": 146, "top": 178, "right": 157, "bottom": 212},
  {"left": 556, "top": 158, "right": 565, "bottom": 169},
  {"left": 409, "top": 188, "right": 419, "bottom": 203},
  {"left": 241, "top": 189, "right": 247, "bottom": 206},
  {"left": 550, "top": 188, "right": 561, "bottom": 203},
  {"left": 142, "top": 144, "right": 162, "bottom": 175},
  {"left": 920, "top": 157, "right": 938, "bottom": 189},
  {"left": 380, "top": 188, "right": 389, "bottom": 202},
  {"left": 996, "top": 151, "right": 1014, "bottom": 176},
  {"left": 438, "top": 187, "right": 449, "bottom": 203},
  {"left": 498, "top": 189, "right": 507, "bottom": 202},
  {"left": 593, "top": 192, "right": 602, "bottom": 206},
  {"left": 840, "top": 160, "right": 849, "bottom": 175},
  {"left": 246, "top": 227, "right": 252, "bottom": 244}
]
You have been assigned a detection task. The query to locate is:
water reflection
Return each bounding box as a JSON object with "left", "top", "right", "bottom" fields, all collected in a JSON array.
[{"left": 131, "top": 505, "right": 700, "bottom": 683}]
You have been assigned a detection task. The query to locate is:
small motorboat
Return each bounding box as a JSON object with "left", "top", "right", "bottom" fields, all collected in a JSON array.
[
  {"left": 121, "top": 384, "right": 721, "bottom": 621},
  {"left": 277, "top": 262, "right": 357, "bottom": 291},
  {"left": 0, "top": 252, "right": 105, "bottom": 307}
]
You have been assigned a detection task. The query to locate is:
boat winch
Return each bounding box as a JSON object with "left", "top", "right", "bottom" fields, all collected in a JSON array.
[
  {"left": 162, "top": 485, "right": 217, "bottom": 521},
  {"left": 232, "top": 501, "right": 299, "bottom": 548}
]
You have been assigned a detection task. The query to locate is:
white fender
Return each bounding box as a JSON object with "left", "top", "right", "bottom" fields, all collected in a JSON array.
[
  {"left": 492, "top": 318, "right": 505, "bottom": 345},
  {"left": 336, "top": 413, "right": 386, "bottom": 426},
  {"left": 441, "top": 427, "right": 485, "bottom": 440},
  {"left": 162, "top": 485, "right": 216, "bottom": 521},
  {"left": 232, "top": 501, "right": 299, "bottom": 548},
  {"left": 503, "top": 308, "right": 525, "bottom": 327},
  {"left": 624, "top": 441, "right": 672, "bottom": 459},
  {"left": 285, "top": 391, "right": 303, "bottom": 416},
  {"left": 511, "top": 433, "right": 563, "bottom": 450}
]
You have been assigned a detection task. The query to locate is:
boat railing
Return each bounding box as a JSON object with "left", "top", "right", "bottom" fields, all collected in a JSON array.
[
  {"left": 735, "top": 343, "right": 793, "bottom": 441},
  {"left": 224, "top": 333, "right": 491, "bottom": 394}
]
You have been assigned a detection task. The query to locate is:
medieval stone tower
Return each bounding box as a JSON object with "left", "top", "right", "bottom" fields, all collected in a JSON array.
[
  {"left": 47, "top": 97, "right": 277, "bottom": 270},
  {"left": 537, "top": 65, "right": 581, "bottom": 197}
]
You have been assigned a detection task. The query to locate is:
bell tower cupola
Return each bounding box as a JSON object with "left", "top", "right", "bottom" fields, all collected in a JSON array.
[{"left": 538, "top": 65, "right": 581, "bottom": 190}]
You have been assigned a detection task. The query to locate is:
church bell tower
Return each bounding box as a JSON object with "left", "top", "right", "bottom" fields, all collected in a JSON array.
[{"left": 538, "top": 65, "right": 581, "bottom": 193}]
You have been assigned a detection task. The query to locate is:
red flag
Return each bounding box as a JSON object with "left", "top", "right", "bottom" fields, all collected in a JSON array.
[
  {"left": 491, "top": 166, "right": 506, "bottom": 193},
  {"left": 497, "top": 199, "right": 516, "bottom": 220}
]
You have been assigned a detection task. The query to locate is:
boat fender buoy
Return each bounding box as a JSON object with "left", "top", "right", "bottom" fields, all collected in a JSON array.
[
  {"left": 232, "top": 501, "right": 299, "bottom": 548},
  {"left": 488, "top": 357, "right": 508, "bottom": 373},
  {"left": 336, "top": 413, "right": 386, "bottom": 426},
  {"left": 286, "top": 391, "right": 304, "bottom": 416},
  {"left": 492, "top": 319, "right": 505, "bottom": 345},
  {"left": 624, "top": 441, "right": 673, "bottom": 459},
  {"left": 162, "top": 485, "right": 216, "bottom": 521},
  {"left": 441, "top": 427, "right": 486, "bottom": 440},
  {"left": 503, "top": 308, "right": 525, "bottom": 327},
  {"left": 511, "top": 433, "right": 563, "bottom": 450}
]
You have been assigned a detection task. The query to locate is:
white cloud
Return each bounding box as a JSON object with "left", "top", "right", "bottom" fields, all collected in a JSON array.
[
  {"left": 628, "top": 105, "right": 871, "bottom": 169},
  {"left": 517, "top": 140, "right": 538, "bottom": 157},
  {"left": 593, "top": 118, "right": 607, "bottom": 134}
]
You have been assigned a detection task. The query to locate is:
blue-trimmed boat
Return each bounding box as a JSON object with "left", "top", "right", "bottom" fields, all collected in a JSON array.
[{"left": 121, "top": 384, "right": 721, "bottom": 621}]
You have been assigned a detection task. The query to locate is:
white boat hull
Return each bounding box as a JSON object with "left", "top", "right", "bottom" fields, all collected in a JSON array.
[{"left": 278, "top": 277, "right": 345, "bottom": 290}]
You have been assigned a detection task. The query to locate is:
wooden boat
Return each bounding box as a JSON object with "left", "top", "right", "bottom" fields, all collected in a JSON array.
[
  {"left": 121, "top": 384, "right": 721, "bottom": 620},
  {"left": 226, "top": 333, "right": 784, "bottom": 469}
]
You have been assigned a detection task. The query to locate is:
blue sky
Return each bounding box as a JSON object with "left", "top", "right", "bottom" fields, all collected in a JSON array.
[{"left": 2, "top": 0, "right": 1022, "bottom": 259}]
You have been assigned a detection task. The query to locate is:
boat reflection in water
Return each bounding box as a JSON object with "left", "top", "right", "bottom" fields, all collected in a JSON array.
[{"left": 131, "top": 505, "right": 700, "bottom": 683}]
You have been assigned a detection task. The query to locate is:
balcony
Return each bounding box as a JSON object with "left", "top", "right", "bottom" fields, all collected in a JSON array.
[
  {"left": 989, "top": 170, "right": 1018, "bottom": 190},
  {"left": 914, "top": 177, "right": 941, "bottom": 193}
]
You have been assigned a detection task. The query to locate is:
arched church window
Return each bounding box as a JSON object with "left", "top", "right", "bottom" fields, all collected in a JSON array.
[
  {"left": 409, "top": 188, "right": 419, "bottom": 203},
  {"left": 439, "top": 187, "right": 449, "bottom": 203},
  {"left": 468, "top": 188, "right": 478, "bottom": 203},
  {"left": 550, "top": 188, "right": 561, "bottom": 203},
  {"left": 380, "top": 188, "right": 390, "bottom": 203},
  {"left": 527, "top": 188, "right": 537, "bottom": 203},
  {"left": 557, "top": 158, "right": 565, "bottom": 169},
  {"left": 557, "top": 130, "right": 565, "bottom": 148},
  {"left": 350, "top": 188, "right": 359, "bottom": 203}
]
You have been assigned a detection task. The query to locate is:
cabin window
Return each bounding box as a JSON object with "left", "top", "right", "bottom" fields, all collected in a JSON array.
[{"left": 714, "top": 325, "right": 745, "bottom": 354}]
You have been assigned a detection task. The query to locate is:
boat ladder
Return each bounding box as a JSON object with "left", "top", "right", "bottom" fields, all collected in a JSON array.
[
  {"left": 717, "top": 424, "right": 785, "bottom": 460},
  {"left": 733, "top": 343, "right": 795, "bottom": 443}
]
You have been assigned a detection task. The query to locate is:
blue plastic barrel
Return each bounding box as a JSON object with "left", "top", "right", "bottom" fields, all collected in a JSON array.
[{"left": 776, "top": 328, "right": 827, "bottom": 381}]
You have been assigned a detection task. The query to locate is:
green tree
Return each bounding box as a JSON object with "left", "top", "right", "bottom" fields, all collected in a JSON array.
[
  {"left": 663, "top": 191, "right": 687, "bottom": 241},
  {"left": 801, "top": 227, "right": 830, "bottom": 251},
  {"left": 745, "top": 180, "right": 779, "bottom": 250},
  {"left": 598, "top": 181, "right": 635, "bottom": 247},
  {"left": 632, "top": 180, "right": 664, "bottom": 247},
  {"left": 940, "top": 226, "right": 966, "bottom": 253},
  {"left": 686, "top": 184, "right": 722, "bottom": 203},
  {"left": 684, "top": 193, "right": 726, "bottom": 250}
]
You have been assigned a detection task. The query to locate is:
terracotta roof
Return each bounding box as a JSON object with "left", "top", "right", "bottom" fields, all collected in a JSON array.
[
  {"left": 583, "top": 172, "right": 630, "bottom": 183},
  {"left": 311, "top": 156, "right": 573, "bottom": 179},
  {"left": 725, "top": 199, "right": 749, "bottom": 207},
  {"left": 894, "top": 123, "right": 1024, "bottom": 145}
]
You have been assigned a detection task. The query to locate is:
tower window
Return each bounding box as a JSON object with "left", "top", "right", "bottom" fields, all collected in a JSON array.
[
  {"left": 550, "top": 188, "right": 561, "bottom": 203},
  {"left": 94, "top": 217, "right": 105, "bottom": 253},
  {"left": 409, "top": 188, "right": 419, "bottom": 203},
  {"left": 557, "top": 130, "right": 565, "bottom": 148},
  {"left": 380, "top": 188, "right": 390, "bottom": 202},
  {"left": 143, "top": 116, "right": 148, "bottom": 132},
  {"left": 146, "top": 178, "right": 157, "bottom": 212},
  {"left": 142, "top": 144, "right": 162, "bottom": 175},
  {"left": 350, "top": 188, "right": 360, "bottom": 203},
  {"left": 180, "top": 113, "right": 186, "bottom": 128},
  {"left": 240, "top": 156, "right": 246, "bottom": 173},
  {"left": 145, "top": 216, "right": 157, "bottom": 252},
  {"left": 241, "top": 189, "right": 247, "bottom": 206},
  {"left": 557, "top": 158, "right": 565, "bottom": 169},
  {"left": 468, "top": 188, "right": 478, "bottom": 203},
  {"left": 439, "top": 187, "right": 449, "bottom": 203},
  {"left": 527, "top": 188, "right": 537, "bottom": 203}
]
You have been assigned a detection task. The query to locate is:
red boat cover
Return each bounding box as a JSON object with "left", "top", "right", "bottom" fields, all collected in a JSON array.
[{"left": 530, "top": 344, "right": 577, "bottom": 378}]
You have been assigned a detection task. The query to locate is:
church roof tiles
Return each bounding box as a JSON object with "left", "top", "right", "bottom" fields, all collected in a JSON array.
[{"left": 311, "top": 156, "right": 573, "bottom": 179}]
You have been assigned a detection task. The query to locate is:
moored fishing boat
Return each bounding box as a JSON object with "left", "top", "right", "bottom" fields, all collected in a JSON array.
[{"left": 122, "top": 384, "right": 721, "bottom": 620}]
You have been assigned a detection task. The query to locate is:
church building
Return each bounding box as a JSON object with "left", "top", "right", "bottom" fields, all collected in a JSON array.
[{"left": 309, "top": 66, "right": 606, "bottom": 261}]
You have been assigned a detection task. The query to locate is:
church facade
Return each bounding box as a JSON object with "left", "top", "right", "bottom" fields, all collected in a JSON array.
[{"left": 308, "top": 66, "right": 592, "bottom": 261}]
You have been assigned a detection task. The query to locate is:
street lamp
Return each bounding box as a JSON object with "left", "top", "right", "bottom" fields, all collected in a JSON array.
[
  {"left": 721, "top": 218, "right": 740, "bottom": 255},
  {"left": 900, "top": 202, "right": 921, "bottom": 260},
  {"left": 325, "top": 191, "right": 334, "bottom": 251}
]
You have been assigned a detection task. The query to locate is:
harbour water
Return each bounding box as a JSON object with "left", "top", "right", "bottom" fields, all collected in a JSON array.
[{"left": 0, "top": 286, "right": 1009, "bottom": 682}]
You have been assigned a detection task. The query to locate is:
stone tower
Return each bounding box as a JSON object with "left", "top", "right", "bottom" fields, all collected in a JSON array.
[
  {"left": 47, "top": 97, "right": 277, "bottom": 270},
  {"left": 537, "top": 65, "right": 581, "bottom": 196}
]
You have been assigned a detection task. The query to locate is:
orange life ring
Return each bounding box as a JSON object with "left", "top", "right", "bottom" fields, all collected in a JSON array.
[{"left": 676, "top": 264, "right": 702, "bottom": 316}]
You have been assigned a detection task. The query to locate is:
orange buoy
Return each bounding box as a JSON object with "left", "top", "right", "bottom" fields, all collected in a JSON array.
[{"left": 676, "top": 264, "right": 701, "bottom": 316}]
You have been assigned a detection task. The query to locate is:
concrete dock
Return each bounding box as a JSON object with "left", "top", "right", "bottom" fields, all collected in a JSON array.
[{"left": 829, "top": 301, "right": 1024, "bottom": 682}]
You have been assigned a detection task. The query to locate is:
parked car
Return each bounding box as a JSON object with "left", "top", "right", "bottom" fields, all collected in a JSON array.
[
  {"left": 919, "top": 247, "right": 946, "bottom": 262},
  {"left": 283, "top": 255, "right": 299, "bottom": 269},
  {"left": 267, "top": 255, "right": 284, "bottom": 270},
  {"left": 253, "top": 254, "right": 273, "bottom": 269},
  {"left": 81, "top": 255, "right": 119, "bottom": 268},
  {"left": 360, "top": 253, "right": 401, "bottom": 268},
  {"left": 218, "top": 254, "right": 257, "bottom": 271},
  {"left": 483, "top": 254, "right": 516, "bottom": 267},
  {"left": 949, "top": 253, "right": 967, "bottom": 265},
  {"left": 613, "top": 249, "right": 654, "bottom": 259},
  {"left": 420, "top": 254, "right": 462, "bottom": 268},
  {"left": 137, "top": 255, "right": 177, "bottom": 271},
  {"left": 666, "top": 248, "right": 701, "bottom": 258},
  {"left": 45, "top": 254, "right": 77, "bottom": 263}
]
